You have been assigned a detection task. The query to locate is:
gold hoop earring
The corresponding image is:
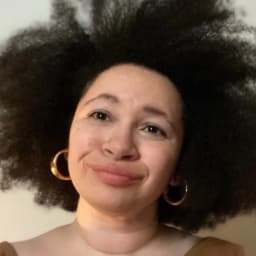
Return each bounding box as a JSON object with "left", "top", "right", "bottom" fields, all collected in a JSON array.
[
  {"left": 50, "top": 149, "right": 71, "bottom": 181},
  {"left": 163, "top": 180, "right": 188, "bottom": 206}
]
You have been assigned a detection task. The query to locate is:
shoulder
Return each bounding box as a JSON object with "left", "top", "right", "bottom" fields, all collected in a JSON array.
[
  {"left": 185, "top": 237, "right": 245, "bottom": 256},
  {"left": 4, "top": 224, "right": 71, "bottom": 256},
  {"left": 0, "top": 242, "right": 18, "bottom": 256}
]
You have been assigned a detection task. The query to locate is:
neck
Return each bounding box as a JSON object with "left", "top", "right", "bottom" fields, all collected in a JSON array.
[{"left": 71, "top": 198, "right": 160, "bottom": 254}]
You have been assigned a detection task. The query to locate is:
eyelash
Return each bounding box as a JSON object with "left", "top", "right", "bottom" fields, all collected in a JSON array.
[
  {"left": 89, "top": 111, "right": 110, "bottom": 121},
  {"left": 142, "top": 124, "right": 167, "bottom": 138},
  {"left": 88, "top": 111, "right": 167, "bottom": 138}
]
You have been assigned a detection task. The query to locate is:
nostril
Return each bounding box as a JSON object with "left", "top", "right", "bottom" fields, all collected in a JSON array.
[
  {"left": 122, "top": 154, "right": 135, "bottom": 160},
  {"left": 102, "top": 142, "right": 139, "bottom": 161},
  {"left": 104, "top": 148, "right": 114, "bottom": 155}
]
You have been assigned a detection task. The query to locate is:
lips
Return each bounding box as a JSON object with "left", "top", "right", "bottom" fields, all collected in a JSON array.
[{"left": 88, "top": 163, "right": 143, "bottom": 187}]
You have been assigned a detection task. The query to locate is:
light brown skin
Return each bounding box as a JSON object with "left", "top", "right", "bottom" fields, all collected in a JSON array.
[{"left": 12, "top": 64, "right": 199, "bottom": 256}]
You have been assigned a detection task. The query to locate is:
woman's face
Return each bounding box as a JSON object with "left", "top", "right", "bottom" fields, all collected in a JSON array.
[{"left": 68, "top": 64, "right": 184, "bottom": 213}]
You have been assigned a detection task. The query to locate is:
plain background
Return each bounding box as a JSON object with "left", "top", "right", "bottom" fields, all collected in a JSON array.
[{"left": 0, "top": 0, "right": 255, "bottom": 255}]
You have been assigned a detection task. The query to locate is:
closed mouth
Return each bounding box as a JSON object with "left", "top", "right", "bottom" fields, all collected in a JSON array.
[{"left": 88, "top": 163, "right": 143, "bottom": 186}]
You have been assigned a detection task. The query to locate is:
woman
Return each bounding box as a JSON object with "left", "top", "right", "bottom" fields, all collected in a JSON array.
[{"left": 0, "top": 0, "right": 256, "bottom": 255}]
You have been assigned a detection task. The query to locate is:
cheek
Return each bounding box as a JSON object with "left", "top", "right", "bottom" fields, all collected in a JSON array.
[
  {"left": 143, "top": 144, "right": 180, "bottom": 182},
  {"left": 69, "top": 122, "right": 100, "bottom": 149},
  {"left": 67, "top": 124, "right": 104, "bottom": 191},
  {"left": 68, "top": 124, "right": 103, "bottom": 167}
]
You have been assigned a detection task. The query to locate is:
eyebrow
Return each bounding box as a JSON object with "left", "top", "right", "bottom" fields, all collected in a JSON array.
[
  {"left": 82, "top": 93, "right": 175, "bottom": 128},
  {"left": 142, "top": 105, "right": 174, "bottom": 128},
  {"left": 83, "top": 93, "right": 119, "bottom": 106}
]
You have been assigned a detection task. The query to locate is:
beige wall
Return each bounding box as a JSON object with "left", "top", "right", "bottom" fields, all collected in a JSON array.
[{"left": 0, "top": 0, "right": 256, "bottom": 255}]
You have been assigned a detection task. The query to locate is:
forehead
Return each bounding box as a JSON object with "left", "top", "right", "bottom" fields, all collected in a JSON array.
[
  {"left": 80, "top": 64, "right": 183, "bottom": 118},
  {"left": 86, "top": 64, "right": 180, "bottom": 97}
]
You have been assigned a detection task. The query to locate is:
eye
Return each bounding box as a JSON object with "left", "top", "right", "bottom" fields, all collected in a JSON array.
[
  {"left": 142, "top": 124, "right": 167, "bottom": 138},
  {"left": 89, "top": 111, "right": 110, "bottom": 121}
]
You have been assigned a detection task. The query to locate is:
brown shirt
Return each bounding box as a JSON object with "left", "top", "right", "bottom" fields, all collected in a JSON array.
[
  {"left": 185, "top": 237, "right": 245, "bottom": 256},
  {"left": 0, "top": 237, "right": 245, "bottom": 256},
  {"left": 0, "top": 242, "right": 16, "bottom": 256}
]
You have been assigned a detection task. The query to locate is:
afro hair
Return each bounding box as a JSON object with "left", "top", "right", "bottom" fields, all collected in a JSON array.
[{"left": 0, "top": 0, "right": 256, "bottom": 232}]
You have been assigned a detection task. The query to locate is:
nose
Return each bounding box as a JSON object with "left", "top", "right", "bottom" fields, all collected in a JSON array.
[{"left": 102, "top": 129, "right": 139, "bottom": 161}]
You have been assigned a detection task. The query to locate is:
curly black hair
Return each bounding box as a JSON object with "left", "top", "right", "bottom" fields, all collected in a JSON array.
[{"left": 0, "top": 0, "right": 256, "bottom": 232}]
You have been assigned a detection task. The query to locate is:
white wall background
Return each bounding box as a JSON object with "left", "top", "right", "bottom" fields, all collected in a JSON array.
[{"left": 0, "top": 0, "right": 255, "bottom": 255}]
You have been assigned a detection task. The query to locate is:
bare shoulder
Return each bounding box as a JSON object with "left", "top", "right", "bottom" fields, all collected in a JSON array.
[
  {"left": 158, "top": 225, "right": 201, "bottom": 256},
  {"left": 160, "top": 226, "right": 245, "bottom": 256},
  {"left": 11, "top": 224, "right": 71, "bottom": 256}
]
